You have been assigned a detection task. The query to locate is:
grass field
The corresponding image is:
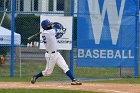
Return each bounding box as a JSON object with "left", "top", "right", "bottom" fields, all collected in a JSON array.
[
  {"left": 0, "top": 76, "right": 140, "bottom": 84},
  {"left": 0, "top": 60, "right": 137, "bottom": 83},
  {"left": 0, "top": 56, "right": 138, "bottom": 93},
  {"left": 0, "top": 61, "right": 132, "bottom": 78}
]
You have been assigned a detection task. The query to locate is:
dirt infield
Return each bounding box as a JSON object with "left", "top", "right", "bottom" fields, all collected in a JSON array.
[{"left": 0, "top": 82, "right": 140, "bottom": 93}]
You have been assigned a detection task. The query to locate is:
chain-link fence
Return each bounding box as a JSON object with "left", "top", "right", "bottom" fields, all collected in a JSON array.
[
  {"left": 0, "top": 0, "right": 139, "bottom": 81},
  {"left": 0, "top": 0, "right": 76, "bottom": 81},
  {"left": 75, "top": 0, "right": 139, "bottom": 80}
]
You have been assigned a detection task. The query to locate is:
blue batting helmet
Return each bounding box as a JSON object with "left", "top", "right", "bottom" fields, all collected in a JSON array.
[{"left": 41, "top": 19, "right": 52, "bottom": 30}]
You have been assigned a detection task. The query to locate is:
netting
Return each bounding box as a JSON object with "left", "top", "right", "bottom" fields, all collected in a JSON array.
[{"left": 0, "top": 0, "right": 139, "bottom": 81}]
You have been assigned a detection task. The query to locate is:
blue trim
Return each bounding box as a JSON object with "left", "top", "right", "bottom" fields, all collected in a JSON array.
[
  {"left": 10, "top": 0, "right": 15, "bottom": 77},
  {"left": 0, "top": 45, "right": 19, "bottom": 46},
  {"left": 0, "top": 11, "right": 74, "bottom": 14},
  {"left": 70, "top": 0, "right": 75, "bottom": 75},
  {"left": 0, "top": 11, "right": 136, "bottom": 16}
]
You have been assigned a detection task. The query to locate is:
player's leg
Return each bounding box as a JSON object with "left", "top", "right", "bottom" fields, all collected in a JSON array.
[
  {"left": 31, "top": 53, "right": 57, "bottom": 84},
  {"left": 56, "top": 52, "right": 82, "bottom": 85}
]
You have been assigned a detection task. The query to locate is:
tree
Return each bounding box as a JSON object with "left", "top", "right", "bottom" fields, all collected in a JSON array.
[{"left": 15, "top": 14, "right": 40, "bottom": 45}]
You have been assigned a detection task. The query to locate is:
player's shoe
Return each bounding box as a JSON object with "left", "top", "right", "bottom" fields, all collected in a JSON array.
[
  {"left": 31, "top": 76, "right": 37, "bottom": 84},
  {"left": 71, "top": 79, "right": 82, "bottom": 85}
]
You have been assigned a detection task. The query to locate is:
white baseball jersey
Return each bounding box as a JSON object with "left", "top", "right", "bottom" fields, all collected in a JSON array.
[
  {"left": 42, "top": 29, "right": 57, "bottom": 52},
  {"left": 41, "top": 28, "right": 69, "bottom": 76}
]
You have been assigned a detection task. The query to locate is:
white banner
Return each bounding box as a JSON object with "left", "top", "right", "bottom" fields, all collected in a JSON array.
[{"left": 40, "top": 15, "right": 72, "bottom": 50}]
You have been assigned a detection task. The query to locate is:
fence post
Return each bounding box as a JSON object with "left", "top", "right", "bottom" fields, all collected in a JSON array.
[
  {"left": 10, "top": 0, "right": 15, "bottom": 77},
  {"left": 70, "top": 0, "right": 74, "bottom": 75},
  {"left": 137, "top": 0, "right": 140, "bottom": 78},
  {"left": 135, "top": 4, "right": 139, "bottom": 78}
]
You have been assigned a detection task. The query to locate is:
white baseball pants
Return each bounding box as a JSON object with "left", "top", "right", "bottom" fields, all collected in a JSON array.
[{"left": 42, "top": 52, "right": 70, "bottom": 76}]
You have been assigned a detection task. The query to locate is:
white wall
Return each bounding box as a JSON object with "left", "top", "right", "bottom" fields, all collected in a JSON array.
[{"left": 24, "top": 0, "right": 31, "bottom": 11}]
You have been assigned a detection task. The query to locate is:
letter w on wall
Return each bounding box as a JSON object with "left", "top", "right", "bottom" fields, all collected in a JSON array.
[{"left": 88, "top": 0, "right": 125, "bottom": 45}]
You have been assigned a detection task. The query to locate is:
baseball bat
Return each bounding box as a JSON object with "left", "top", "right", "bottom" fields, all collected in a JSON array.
[{"left": 27, "top": 32, "right": 42, "bottom": 40}]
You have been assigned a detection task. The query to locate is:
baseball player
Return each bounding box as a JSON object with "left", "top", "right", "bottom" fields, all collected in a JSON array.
[{"left": 31, "top": 19, "right": 82, "bottom": 85}]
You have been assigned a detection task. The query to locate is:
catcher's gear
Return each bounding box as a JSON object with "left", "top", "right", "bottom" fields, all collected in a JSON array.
[
  {"left": 41, "top": 19, "right": 52, "bottom": 30},
  {"left": 0, "top": 55, "right": 4, "bottom": 64}
]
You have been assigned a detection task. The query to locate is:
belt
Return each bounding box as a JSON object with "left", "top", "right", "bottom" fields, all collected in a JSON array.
[{"left": 46, "top": 51, "right": 56, "bottom": 53}]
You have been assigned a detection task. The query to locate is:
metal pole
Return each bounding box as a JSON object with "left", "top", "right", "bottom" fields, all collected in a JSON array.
[
  {"left": 10, "top": 0, "right": 15, "bottom": 77},
  {"left": 4, "top": 0, "right": 6, "bottom": 10},
  {"left": 70, "top": 0, "right": 74, "bottom": 74},
  {"left": 134, "top": 1, "right": 139, "bottom": 78},
  {"left": 0, "top": 8, "right": 7, "bottom": 26},
  {"left": 19, "top": 46, "right": 21, "bottom": 77},
  {"left": 138, "top": 0, "right": 140, "bottom": 78}
]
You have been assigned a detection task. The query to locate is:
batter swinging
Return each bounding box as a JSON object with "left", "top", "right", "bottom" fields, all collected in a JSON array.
[{"left": 31, "top": 19, "right": 82, "bottom": 85}]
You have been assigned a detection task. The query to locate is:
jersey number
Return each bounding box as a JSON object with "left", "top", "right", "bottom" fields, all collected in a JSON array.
[{"left": 42, "top": 36, "right": 47, "bottom": 43}]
